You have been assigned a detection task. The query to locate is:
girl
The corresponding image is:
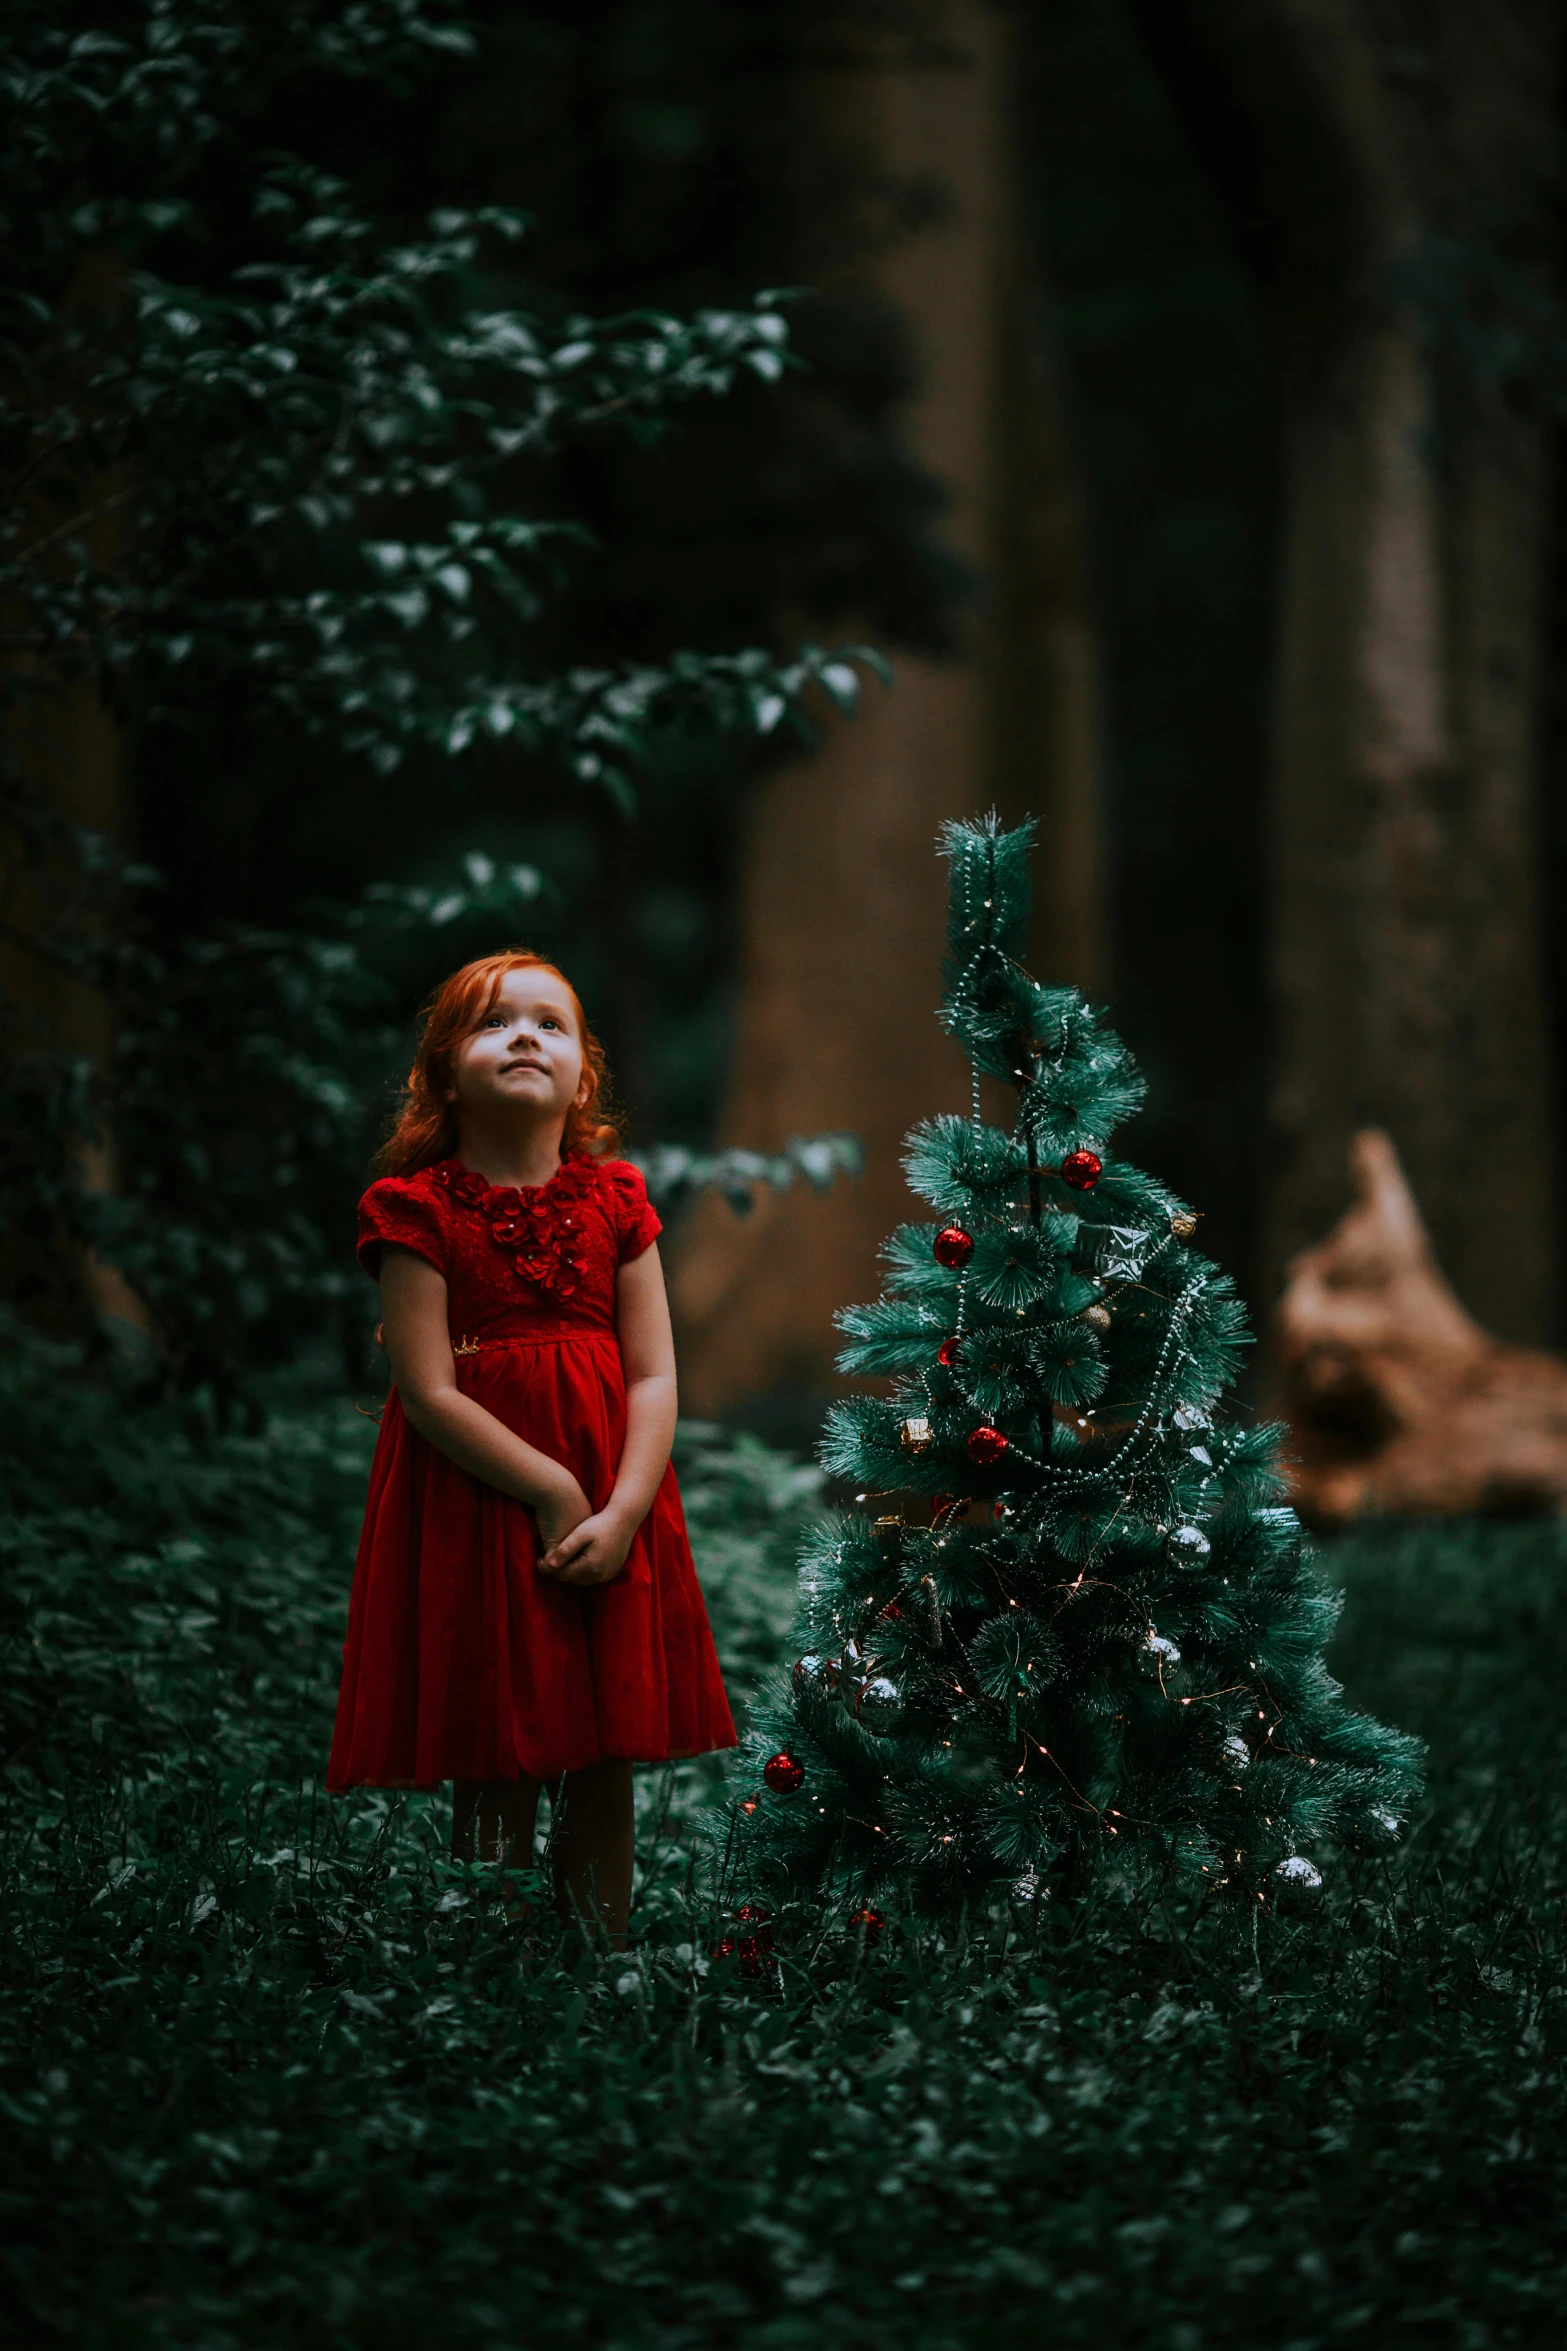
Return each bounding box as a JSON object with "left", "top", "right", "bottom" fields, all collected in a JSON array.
[{"left": 327, "top": 951, "right": 736, "bottom": 1940}]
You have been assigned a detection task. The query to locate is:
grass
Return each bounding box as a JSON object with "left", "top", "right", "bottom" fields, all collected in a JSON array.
[{"left": 2, "top": 1328, "right": 1566, "bottom": 2349}]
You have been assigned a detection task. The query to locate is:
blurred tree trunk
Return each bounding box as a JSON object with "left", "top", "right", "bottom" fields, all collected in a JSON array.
[
  {"left": 1, "top": 253, "right": 146, "bottom": 1333},
  {"left": 1133, "top": 0, "right": 1561, "bottom": 1343},
  {"left": 670, "top": 0, "right": 1106, "bottom": 1417}
]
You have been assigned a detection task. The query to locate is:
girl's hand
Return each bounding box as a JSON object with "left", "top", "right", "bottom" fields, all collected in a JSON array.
[
  {"left": 533, "top": 1473, "right": 593, "bottom": 1558},
  {"left": 540, "top": 1506, "right": 636, "bottom": 1587}
]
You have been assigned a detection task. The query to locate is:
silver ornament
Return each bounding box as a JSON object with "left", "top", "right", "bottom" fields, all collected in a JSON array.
[
  {"left": 1082, "top": 1223, "right": 1150, "bottom": 1280},
  {"left": 1172, "top": 1403, "right": 1209, "bottom": 1433},
  {"left": 1169, "top": 1524, "right": 1211, "bottom": 1560},
  {"left": 1143, "top": 1631, "right": 1181, "bottom": 1671},
  {"left": 1273, "top": 1856, "right": 1323, "bottom": 1893},
  {"left": 852, "top": 1674, "right": 903, "bottom": 1733},
  {"left": 1222, "top": 1734, "right": 1250, "bottom": 1771},
  {"left": 1010, "top": 1864, "right": 1044, "bottom": 1908}
]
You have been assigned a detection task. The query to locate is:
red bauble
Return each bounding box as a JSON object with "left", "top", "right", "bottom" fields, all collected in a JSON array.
[
  {"left": 733, "top": 1903, "right": 774, "bottom": 1950},
  {"left": 933, "top": 1225, "right": 974, "bottom": 1269},
  {"left": 763, "top": 1749, "right": 805, "bottom": 1794},
  {"left": 967, "top": 1424, "right": 1010, "bottom": 1467},
  {"left": 1060, "top": 1149, "right": 1103, "bottom": 1191},
  {"left": 848, "top": 1905, "right": 885, "bottom": 1939},
  {"left": 937, "top": 1334, "right": 963, "bottom": 1367}
]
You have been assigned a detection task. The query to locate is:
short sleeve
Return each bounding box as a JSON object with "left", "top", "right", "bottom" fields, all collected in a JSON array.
[
  {"left": 607, "top": 1160, "right": 662, "bottom": 1266},
  {"left": 357, "top": 1177, "right": 448, "bottom": 1282}
]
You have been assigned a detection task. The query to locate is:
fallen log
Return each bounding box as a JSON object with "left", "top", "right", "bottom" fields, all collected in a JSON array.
[{"left": 1276, "top": 1128, "right": 1567, "bottom": 1524}]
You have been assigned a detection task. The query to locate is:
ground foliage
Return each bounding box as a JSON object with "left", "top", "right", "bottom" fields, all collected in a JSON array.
[{"left": 1, "top": 1321, "right": 1565, "bottom": 2347}]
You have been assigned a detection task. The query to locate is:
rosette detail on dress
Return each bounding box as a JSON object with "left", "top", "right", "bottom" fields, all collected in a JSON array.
[{"left": 432, "top": 1154, "right": 598, "bottom": 1304}]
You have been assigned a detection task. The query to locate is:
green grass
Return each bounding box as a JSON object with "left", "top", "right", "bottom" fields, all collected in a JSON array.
[{"left": 3, "top": 1329, "right": 1566, "bottom": 2349}]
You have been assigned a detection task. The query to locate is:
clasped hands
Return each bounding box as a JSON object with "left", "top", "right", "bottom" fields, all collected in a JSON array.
[{"left": 533, "top": 1472, "right": 635, "bottom": 1586}]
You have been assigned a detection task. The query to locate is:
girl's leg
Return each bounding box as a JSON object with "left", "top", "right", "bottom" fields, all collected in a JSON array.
[
  {"left": 451, "top": 1775, "right": 543, "bottom": 1890},
  {"left": 550, "top": 1758, "right": 634, "bottom": 1944}
]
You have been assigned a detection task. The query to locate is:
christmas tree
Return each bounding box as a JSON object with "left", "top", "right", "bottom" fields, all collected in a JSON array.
[{"left": 731, "top": 816, "right": 1420, "bottom": 1924}]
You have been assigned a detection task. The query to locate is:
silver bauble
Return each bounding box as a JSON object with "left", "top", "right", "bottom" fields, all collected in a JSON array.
[{"left": 853, "top": 1674, "right": 903, "bottom": 1733}]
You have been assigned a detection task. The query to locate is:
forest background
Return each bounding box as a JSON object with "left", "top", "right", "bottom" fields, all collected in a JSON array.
[
  {"left": 5, "top": 3, "right": 1567, "bottom": 2346},
  {"left": 9, "top": 0, "right": 1563, "bottom": 1414}
]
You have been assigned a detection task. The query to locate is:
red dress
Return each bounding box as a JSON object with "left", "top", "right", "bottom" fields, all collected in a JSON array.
[{"left": 326, "top": 1152, "right": 736, "bottom": 1789}]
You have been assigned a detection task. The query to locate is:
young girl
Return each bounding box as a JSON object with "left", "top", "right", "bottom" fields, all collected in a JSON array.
[{"left": 326, "top": 951, "right": 736, "bottom": 1939}]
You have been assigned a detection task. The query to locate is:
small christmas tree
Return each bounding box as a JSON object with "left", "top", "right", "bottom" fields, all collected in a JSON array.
[{"left": 732, "top": 817, "right": 1420, "bottom": 1922}]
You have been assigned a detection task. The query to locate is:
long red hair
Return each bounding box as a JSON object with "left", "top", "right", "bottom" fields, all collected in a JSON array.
[{"left": 376, "top": 950, "right": 620, "bottom": 1177}]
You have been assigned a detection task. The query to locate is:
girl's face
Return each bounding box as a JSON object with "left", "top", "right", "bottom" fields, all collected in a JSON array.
[{"left": 449, "top": 967, "right": 586, "bottom": 1133}]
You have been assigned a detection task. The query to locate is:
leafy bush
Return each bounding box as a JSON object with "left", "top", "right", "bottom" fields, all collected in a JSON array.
[
  {"left": 0, "top": 0, "right": 880, "bottom": 1386},
  {"left": 2, "top": 4, "right": 867, "bottom": 782}
]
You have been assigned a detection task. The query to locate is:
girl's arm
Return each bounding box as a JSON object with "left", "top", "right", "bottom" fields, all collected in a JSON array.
[
  {"left": 540, "top": 1242, "right": 678, "bottom": 1587},
  {"left": 379, "top": 1248, "right": 591, "bottom": 1550}
]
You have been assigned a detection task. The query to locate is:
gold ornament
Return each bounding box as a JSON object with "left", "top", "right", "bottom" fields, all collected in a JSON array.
[
  {"left": 1080, "top": 1303, "right": 1112, "bottom": 1333},
  {"left": 900, "top": 1414, "right": 934, "bottom": 1457},
  {"left": 1170, "top": 1210, "right": 1199, "bottom": 1241}
]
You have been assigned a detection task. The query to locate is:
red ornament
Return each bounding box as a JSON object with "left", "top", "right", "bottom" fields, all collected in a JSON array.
[
  {"left": 733, "top": 1903, "right": 774, "bottom": 1949},
  {"left": 1060, "top": 1149, "right": 1103, "bottom": 1191},
  {"left": 716, "top": 1904, "right": 776, "bottom": 1974},
  {"left": 967, "top": 1424, "right": 1009, "bottom": 1467},
  {"left": 763, "top": 1749, "right": 804, "bottom": 1793},
  {"left": 933, "top": 1225, "right": 974, "bottom": 1269},
  {"left": 937, "top": 1334, "right": 964, "bottom": 1367},
  {"left": 848, "top": 1905, "right": 885, "bottom": 1940}
]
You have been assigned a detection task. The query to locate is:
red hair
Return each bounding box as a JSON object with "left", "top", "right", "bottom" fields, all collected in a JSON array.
[{"left": 376, "top": 950, "right": 620, "bottom": 1177}]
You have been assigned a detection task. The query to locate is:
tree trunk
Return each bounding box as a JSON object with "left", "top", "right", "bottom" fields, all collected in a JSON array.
[
  {"left": 669, "top": 0, "right": 1106, "bottom": 1417},
  {"left": 1, "top": 250, "right": 146, "bottom": 1333},
  {"left": 1278, "top": 1127, "right": 1567, "bottom": 1523},
  {"left": 1131, "top": 0, "right": 1561, "bottom": 1345}
]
